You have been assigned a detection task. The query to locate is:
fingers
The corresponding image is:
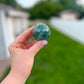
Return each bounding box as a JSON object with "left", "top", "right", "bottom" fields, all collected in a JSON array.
[
  {"left": 26, "top": 40, "right": 38, "bottom": 48},
  {"left": 28, "top": 40, "right": 48, "bottom": 56},
  {"left": 14, "top": 26, "right": 35, "bottom": 43}
]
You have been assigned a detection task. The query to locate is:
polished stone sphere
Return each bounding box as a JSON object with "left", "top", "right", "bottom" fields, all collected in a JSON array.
[{"left": 33, "top": 24, "right": 50, "bottom": 41}]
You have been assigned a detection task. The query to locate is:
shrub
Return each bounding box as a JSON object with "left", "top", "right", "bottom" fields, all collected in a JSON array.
[{"left": 27, "top": 1, "right": 64, "bottom": 20}]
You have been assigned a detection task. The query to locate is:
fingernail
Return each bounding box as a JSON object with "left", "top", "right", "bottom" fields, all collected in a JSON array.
[{"left": 42, "top": 41, "right": 48, "bottom": 46}]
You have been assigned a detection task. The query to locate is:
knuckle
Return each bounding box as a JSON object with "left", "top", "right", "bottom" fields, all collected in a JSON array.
[
  {"left": 8, "top": 44, "right": 13, "bottom": 51},
  {"left": 38, "top": 43, "right": 43, "bottom": 49},
  {"left": 34, "top": 42, "right": 43, "bottom": 50},
  {"left": 8, "top": 45, "right": 11, "bottom": 50},
  {"left": 35, "top": 44, "right": 43, "bottom": 53}
]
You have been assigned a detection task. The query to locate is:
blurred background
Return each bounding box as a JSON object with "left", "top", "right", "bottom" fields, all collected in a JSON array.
[{"left": 0, "top": 0, "right": 84, "bottom": 84}]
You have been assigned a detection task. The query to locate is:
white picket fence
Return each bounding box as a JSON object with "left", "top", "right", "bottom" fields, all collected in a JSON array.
[{"left": 50, "top": 17, "right": 84, "bottom": 44}]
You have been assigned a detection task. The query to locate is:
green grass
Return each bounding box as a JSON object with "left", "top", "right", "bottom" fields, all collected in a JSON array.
[{"left": 1, "top": 26, "right": 84, "bottom": 84}]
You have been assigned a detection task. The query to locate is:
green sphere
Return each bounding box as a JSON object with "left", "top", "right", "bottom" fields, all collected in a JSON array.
[{"left": 33, "top": 24, "right": 50, "bottom": 41}]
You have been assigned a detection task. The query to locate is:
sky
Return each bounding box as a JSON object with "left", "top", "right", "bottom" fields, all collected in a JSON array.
[
  {"left": 16, "top": 0, "right": 40, "bottom": 8},
  {"left": 77, "top": 0, "right": 84, "bottom": 6},
  {"left": 16, "top": 0, "right": 84, "bottom": 8}
]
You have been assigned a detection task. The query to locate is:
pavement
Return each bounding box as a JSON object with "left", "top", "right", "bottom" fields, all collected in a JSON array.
[{"left": 0, "top": 58, "right": 10, "bottom": 80}]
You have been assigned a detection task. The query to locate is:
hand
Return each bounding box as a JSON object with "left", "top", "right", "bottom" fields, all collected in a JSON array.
[{"left": 1, "top": 26, "right": 48, "bottom": 84}]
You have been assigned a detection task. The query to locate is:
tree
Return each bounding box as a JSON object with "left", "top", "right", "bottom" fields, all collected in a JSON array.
[
  {"left": 27, "top": 0, "right": 64, "bottom": 20},
  {"left": 0, "top": 0, "right": 17, "bottom": 8},
  {"left": 6, "top": 0, "right": 17, "bottom": 8},
  {"left": 59, "top": 0, "right": 77, "bottom": 9},
  {"left": 0, "top": 0, "right": 6, "bottom": 4}
]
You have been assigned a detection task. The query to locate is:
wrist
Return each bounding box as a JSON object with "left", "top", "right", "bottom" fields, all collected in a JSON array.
[{"left": 1, "top": 69, "right": 26, "bottom": 84}]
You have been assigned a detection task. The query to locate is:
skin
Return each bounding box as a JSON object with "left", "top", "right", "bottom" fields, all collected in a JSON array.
[{"left": 1, "top": 26, "right": 47, "bottom": 84}]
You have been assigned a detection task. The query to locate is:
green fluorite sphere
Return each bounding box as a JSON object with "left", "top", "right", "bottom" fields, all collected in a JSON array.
[{"left": 33, "top": 24, "right": 50, "bottom": 41}]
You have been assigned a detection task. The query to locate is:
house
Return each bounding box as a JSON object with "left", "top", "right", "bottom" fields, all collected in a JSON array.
[
  {"left": 0, "top": 4, "right": 29, "bottom": 58},
  {"left": 0, "top": 4, "right": 30, "bottom": 79},
  {"left": 59, "top": 10, "right": 79, "bottom": 20},
  {"left": 50, "top": 17, "right": 84, "bottom": 44}
]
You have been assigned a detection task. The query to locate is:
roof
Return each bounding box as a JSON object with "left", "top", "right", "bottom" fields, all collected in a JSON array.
[
  {"left": 59, "top": 9, "right": 79, "bottom": 15},
  {"left": 59, "top": 9, "right": 80, "bottom": 18},
  {"left": 0, "top": 4, "right": 29, "bottom": 18}
]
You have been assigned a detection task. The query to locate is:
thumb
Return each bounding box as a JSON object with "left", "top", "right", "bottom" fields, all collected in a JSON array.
[{"left": 29, "top": 40, "right": 48, "bottom": 56}]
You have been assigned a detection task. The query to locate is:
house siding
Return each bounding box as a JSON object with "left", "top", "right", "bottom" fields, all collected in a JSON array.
[{"left": 0, "top": 10, "right": 9, "bottom": 57}]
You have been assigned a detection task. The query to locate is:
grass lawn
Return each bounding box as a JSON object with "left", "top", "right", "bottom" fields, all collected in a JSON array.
[{"left": 1, "top": 26, "right": 84, "bottom": 84}]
